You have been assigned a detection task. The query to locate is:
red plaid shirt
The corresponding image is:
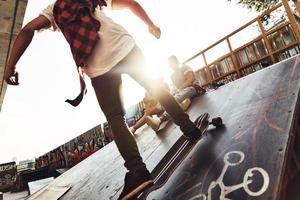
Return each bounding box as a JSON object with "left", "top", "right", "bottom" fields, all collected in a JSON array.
[{"left": 53, "top": 0, "right": 107, "bottom": 106}]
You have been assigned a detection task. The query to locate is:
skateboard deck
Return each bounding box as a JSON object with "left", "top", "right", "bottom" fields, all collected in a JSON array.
[{"left": 132, "top": 112, "right": 223, "bottom": 200}]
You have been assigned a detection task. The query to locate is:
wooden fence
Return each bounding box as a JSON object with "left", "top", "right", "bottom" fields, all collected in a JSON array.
[{"left": 184, "top": 1, "right": 300, "bottom": 87}]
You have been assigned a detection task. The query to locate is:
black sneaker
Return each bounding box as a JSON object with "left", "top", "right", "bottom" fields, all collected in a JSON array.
[
  {"left": 183, "top": 113, "right": 209, "bottom": 141},
  {"left": 183, "top": 126, "right": 202, "bottom": 141},
  {"left": 118, "top": 169, "right": 153, "bottom": 200}
]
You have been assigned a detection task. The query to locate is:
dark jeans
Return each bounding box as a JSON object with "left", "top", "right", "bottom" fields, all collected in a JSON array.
[{"left": 91, "top": 46, "right": 195, "bottom": 172}]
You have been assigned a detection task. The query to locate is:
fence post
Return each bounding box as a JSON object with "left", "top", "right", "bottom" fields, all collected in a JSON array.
[
  {"left": 202, "top": 53, "right": 213, "bottom": 84},
  {"left": 226, "top": 38, "right": 241, "bottom": 77},
  {"left": 292, "top": 0, "right": 300, "bottom": 21},
  {"left": 257, "top": 17, "right": 276, "bottom": 63},
  {"left": 282, "top": 0, "right": 300, "bottom": 42}
]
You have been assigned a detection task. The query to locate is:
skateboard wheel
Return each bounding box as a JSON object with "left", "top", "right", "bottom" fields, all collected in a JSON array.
[{"left": 211, "top": 117, "right": 223, "bottom": 127}]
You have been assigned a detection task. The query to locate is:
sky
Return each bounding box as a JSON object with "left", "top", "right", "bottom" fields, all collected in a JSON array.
[{"left": 0, "top": 0, "right": 257, "bottom": 164}]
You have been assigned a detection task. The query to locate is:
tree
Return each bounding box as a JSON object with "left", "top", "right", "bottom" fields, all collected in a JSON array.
[
  {"left": 228, "top": 0, "right": 300, "bottom": 26},
  {"left": 227, "top": 0, "right": 278, "bottom": 12},
  {"left": 228, "top": 0, "right": 300, "bottom": 13}
]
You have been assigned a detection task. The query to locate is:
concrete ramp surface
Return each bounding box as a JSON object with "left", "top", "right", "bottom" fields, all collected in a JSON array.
[{"left": 28, "top": 56, "right": 300, "bottom": 200}]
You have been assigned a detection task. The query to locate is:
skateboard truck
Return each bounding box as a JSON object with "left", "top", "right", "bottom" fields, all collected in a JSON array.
[{"left": 187, "top": 112, "right": 223, "bottom": 141}]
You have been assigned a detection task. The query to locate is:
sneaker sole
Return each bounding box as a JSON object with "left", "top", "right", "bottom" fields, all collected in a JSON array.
[
  {"left": 121, "top": 180, "right": 153, "bottom": 200},
  {"left": 183, "top": 113, "right": 209, "bottom": 141}
]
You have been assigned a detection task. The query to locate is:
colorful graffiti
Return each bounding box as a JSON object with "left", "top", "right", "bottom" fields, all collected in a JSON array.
[
  {"left": 35, "top": 101, "right": 146, "bottom": 171},
  {"left": 0, "top": 162, "right": 16, "bottom": 192},
  {"left": 66, "top": 137, "right": 101, "bottom": 166},
  {"left": 35, "top": 125, "right": 106, "bottom": 169}
]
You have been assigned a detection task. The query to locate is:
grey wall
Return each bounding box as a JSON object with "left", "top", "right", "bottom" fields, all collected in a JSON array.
[{"left": 0, "top": 0, "right": 28, "bottom": 111}]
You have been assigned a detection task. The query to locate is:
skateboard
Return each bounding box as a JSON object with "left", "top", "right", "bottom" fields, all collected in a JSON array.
[{"left": 134, "top": 112, "right": 223, "bottom": 200}]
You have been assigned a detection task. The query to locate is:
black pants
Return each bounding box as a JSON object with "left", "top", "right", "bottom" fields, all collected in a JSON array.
[{"left": 91, "top": 46, "right": 195, "bottom": 172}]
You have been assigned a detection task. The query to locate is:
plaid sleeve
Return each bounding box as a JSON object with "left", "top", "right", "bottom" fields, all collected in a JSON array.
[{"left": 39, "top": 3, "right": 59, "bottom": 32}]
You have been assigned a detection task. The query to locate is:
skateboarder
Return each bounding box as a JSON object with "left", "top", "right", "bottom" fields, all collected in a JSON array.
[{"left": 4, "top": 0, "right": 206, "bottom": 199}]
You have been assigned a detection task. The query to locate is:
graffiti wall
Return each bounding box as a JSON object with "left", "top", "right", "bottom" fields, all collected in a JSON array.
[
  {"left": 64, "top": 124, "right": 105, "bottom": 167},
  {"left": 35, "top": 125, "right": 105, "bottom": 169},
  {"left": 35, "top": 100, "right": 146, "bottom": 171},
  {"left": 0, "top": 162, "right": 16, "bottom": 192}
]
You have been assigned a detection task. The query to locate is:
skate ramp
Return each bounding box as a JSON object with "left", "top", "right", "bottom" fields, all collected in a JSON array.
[{"left": 28, "top": 55, "right": 300, "bottom": 200}]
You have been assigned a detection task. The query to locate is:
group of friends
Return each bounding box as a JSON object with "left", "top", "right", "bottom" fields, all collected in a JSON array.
[
  {"left": 130, "top": 55, "right": 206, "bottom": 134},
  {"left": 4, "top": 0, "right": 207, "bottom": 199}
]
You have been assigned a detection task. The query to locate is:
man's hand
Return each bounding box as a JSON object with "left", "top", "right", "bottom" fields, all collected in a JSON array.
[
  {"left": 112, "top": 0, "right": 161, "bottom": 39},
  {"left": 4, "top": 66, "right": 19, "bottom": 85},
  {"left": 148, "top": 25, "right": 161, "bottom": 39},
  {"left": 3, "top": 16, "right": 50, "bottom": 86}
]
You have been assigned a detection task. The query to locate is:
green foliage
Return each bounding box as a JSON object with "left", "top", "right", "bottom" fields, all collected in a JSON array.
[{"left": 228, "top": 0, "right": 279, "bottom": 12}]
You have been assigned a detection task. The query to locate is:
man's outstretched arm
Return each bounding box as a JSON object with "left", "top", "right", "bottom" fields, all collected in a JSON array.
[
  {"left": 4, "top": 16, "right": 51, "bottom": 85},
  {"left": 111, "top": 0, "right": 161, "bottom": 39}
]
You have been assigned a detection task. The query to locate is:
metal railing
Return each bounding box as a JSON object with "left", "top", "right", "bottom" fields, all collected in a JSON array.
[{"left": 184, "top": 1, "right": 300, "bottom": 87}]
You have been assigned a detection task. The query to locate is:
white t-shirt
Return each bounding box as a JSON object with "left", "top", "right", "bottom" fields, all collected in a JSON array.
[{"left": 40, "top": 0, "right": 136, "bottom": 78}]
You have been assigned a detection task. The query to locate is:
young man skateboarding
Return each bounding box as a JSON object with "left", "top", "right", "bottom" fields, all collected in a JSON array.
[{"left": 4, "top": 0, "right": 206, "bottom": 199}]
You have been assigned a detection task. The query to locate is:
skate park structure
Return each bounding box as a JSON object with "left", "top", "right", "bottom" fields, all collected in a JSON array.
[{"left": 2, "top": 1, "right": 300, "bottom": 199}]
